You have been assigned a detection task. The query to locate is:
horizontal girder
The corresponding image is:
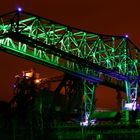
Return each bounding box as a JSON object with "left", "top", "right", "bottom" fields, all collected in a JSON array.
[
  {"left": 0, "top": 11, "right": 140, "bottom": 125},
  {"left": 0, "top": 11, "right": 139, "bottom": 84}
]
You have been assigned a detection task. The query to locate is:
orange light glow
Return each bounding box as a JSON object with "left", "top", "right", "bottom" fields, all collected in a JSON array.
[
  {"left": 34, "top": 79, "right": 40, "bottom": 84},
  {"left": 25, "top": 72, "right": 33, "bottom": 78}
]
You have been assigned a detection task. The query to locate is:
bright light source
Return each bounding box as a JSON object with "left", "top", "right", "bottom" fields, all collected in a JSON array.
[
  {"left": 34, "top": 79, "right": 40, "bottom": 84},
  {"left": 17, "top": 7, "right": 22, "bottom": 12},
  {"left": 124, "top": 102, "right": 136, "bottom": 110},
  {"left": 124, "top": 103, "right": 133, "bottom": 109},
  {"left": 25, "top": 72, "right": 33, "bottom": 78},
  {"left": 125, "top": 34, "right": 128, "bottom": 38},
  {"left": 80, "top": 121, "right": 88, "bottom": 126},
  {"left": 13, "top": 84, "right": 16, "bottom": 88}
]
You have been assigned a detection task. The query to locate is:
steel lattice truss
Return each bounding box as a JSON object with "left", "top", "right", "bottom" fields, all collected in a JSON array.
[
  {"left": 0, "top": 11, "right": 139, "bottom": 80},
  {"left": 0, "top": 10, "right": 140, "bottom": 121}
]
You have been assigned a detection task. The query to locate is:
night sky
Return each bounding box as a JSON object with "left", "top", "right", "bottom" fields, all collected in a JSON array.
[{"left": 0, "top": 0, "right": 140, "bottom": 110}]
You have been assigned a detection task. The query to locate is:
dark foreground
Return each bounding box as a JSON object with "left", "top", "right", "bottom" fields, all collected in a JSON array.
[{"left": 0, "top": 122, "right": 140, "bottom": 140}]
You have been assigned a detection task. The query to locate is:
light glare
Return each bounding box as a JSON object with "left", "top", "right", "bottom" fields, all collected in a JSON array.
[
  {"left": 25, "top": 72, "right": 33, "bottom": 78},
  {"left": 35, "top": 79, "right": 40, "bottom": 84},
  {"left": 17, "top": 7, "right": 22, "bottom": 12},
  {"left": 125, "top": 34, "right": 128, "bottom": 38}
]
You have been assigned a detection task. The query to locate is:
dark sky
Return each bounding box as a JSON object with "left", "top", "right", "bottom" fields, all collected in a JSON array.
[{"left": 0, "top": 0, "right": 140, "bottom": 109}]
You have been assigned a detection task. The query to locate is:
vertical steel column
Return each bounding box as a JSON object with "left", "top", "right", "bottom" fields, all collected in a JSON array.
[
  {"left": 124, "top": 79, "right": 138, "bottom": 123},
  {"left": 83, "top": 80, "right": 96, "bottom": 123}
]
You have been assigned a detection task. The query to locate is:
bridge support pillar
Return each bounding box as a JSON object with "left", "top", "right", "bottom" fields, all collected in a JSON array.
[
  {"left": 123, "top": 80, "right": 138, "bottom": 123},
  {"left": 83, "top": 80, "right": 96, "bottom": 124},
  {"left": 125, "top": 80, "right": 138, "bottom": 108}
]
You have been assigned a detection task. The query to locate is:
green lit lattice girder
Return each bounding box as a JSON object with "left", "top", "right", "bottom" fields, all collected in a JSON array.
[
  {"left": 0, "top": 11, "right": 139, "bottom": 78},
  {"left": 0, "top": 11, "right": 140, "bottom": 119}
]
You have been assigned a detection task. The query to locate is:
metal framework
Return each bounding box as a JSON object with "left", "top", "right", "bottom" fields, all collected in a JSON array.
[
  {"left": 54, "top": 75, "right": 83, "bottom": 119},
  {"left": 0, "top": 10, "right": 140, "bottom": 122}
]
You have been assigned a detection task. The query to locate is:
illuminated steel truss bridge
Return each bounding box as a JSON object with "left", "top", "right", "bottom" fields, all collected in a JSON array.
[{"left": 0, "top": 9, "right": 140, "bottom": 123}]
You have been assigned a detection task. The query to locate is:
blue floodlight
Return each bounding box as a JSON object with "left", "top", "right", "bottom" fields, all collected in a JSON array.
[
  {"left": 125, "top": 34, "right": 128, "bottom": 38},
  {"left": 17, "top": 7, "right": 22, "bottom": 12}
]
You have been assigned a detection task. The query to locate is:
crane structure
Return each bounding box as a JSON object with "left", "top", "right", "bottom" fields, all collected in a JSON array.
[{"left": 0, "top": 9, "right": 140, "bottom": 124}]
